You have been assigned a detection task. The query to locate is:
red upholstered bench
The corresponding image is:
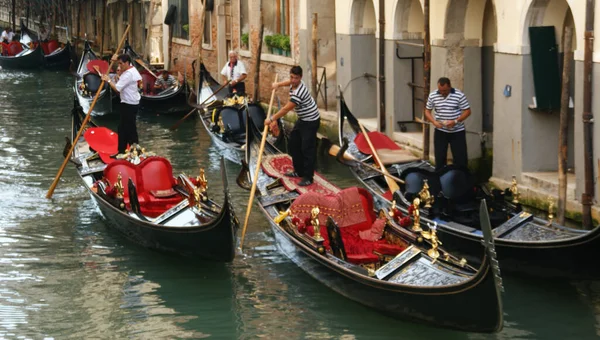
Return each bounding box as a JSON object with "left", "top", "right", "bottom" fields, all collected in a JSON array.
[
  {"left": 103, "top": 156, "right": 181, "bottom": 217},
  {"left": 47, "top": 40, "right": 59, "bottom": 54}
]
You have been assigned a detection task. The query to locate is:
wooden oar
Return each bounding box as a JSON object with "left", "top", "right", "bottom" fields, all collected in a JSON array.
[
  {"left": 357, "top": 122, "right": 400, "bottom": 193},
  {"left": 328, "top": 142, "right": 405, "bottom": 184},
  {"left": 239, "top": 74, "right": 278, "bottom": 250},
  {"left": 134, "top": 58, "right": 158, "bottom": 78},
  {"left": 46, "top": 25, "right": 131, "bottom": 199},
  {"left": 169, "top": 80, "right": 230, "bottom": 130}
]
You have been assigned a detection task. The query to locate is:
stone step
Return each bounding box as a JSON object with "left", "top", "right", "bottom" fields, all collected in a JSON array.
[{"left": 521, "top": 172, "right": 577, "bottom": 201}]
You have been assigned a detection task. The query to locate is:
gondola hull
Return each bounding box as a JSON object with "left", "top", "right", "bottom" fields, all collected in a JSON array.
[
  {"left": 44, "top": 41, "right": 75, "bottom": 70},
  {"left": 0, "top": 44, "right": 44, "bottom": 69},
  {"left": 337, "top": 93, "right": 600, "bottom": 279},
  {"left": 270, "top": 221, "right": 502, "bottom": 332},
  {"left": 74, "top": 41, "right": 118, "bottom": 116}
]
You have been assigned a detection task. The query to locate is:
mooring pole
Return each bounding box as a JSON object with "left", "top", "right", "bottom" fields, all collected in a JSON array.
[
  {"left": 253, "top": 2, "right": 264, "bottom": 102},
  {"left": 378, "top": 0, "right": 385, "bottom": 132},
  {"left": 558, "top": 27, "right": 573, "bottom": 225},
  {"left": 422, "top": 0, "right": 431, "bottom": 160},
  {"left": 582, "top": 0, "right": 595, "bottom": 229},
  {"left": 311, "top": 13, "right": 318, "bottom": 99}
]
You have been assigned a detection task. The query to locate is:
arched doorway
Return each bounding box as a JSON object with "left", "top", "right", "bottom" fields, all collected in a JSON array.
[
  {"left": 393, "top": 0, "right": 424, "bottom": 135},
  {"left": 337, "top": 0, "right": 377, "bottom": 121}
]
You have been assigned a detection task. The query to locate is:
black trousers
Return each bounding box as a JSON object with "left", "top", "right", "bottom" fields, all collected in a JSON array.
[
  {"left": 118, "top": 102, "right": 139, "bottom": 153},
  {"left": 434, "top": 129, "right": 467, "bottom": 171},
  {"left": 228, "top": 82, "right": 246, "bottom": 96},
  {"left": 289, "top": 118, "right": 320, "bottom": 180}
]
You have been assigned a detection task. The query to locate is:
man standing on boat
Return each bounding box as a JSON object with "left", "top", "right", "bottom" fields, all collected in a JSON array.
[
  {"left": 424, "top": 77, "right": 471, "bottom": 171},
  {"left": 101, "top": 54, "right": 142, "bottom": 155},
  {"left": 265, "top": 65, "right": 320, "bottom": 187},
  {"left": 220, "top": 50, "right": 247, "bottom": 96},
  {"left": 1, "top": 27, "right": 14, "bottom": 43}
]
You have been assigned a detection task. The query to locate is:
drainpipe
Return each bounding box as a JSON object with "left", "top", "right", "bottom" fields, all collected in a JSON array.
[
  {"left": 422, "top": 0, "right": 431, "bottom": 160},
  {"left": 582, "top": 0, "right": 595, "bottom": 229},
  {"left": 378, "top": 0, "right": 386, "bottom": 132}
]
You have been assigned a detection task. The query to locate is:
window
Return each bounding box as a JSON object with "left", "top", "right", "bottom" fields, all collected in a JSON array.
[
  {"left": 168, "top": 0, "right": 189, "bottom": 40},
  {"left": 240, "top": 0, "right": 249, "bottom": 50},
  {"left": 263, "top": 0, "right": 291, "bottom": 56},
  {"left": 203, "top": 11, "right": 211, "bottom": 45}
]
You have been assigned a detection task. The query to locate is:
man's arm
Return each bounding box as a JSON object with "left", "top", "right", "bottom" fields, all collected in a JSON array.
[
  {"left": 272, "top": 80, "right": 291, "bottom": 89},
  {"left": 424, "top": 95, "right": 443, "bottom": 129},
  {"left": 265, "top": 101, "right": 296, "bottom": 125}
]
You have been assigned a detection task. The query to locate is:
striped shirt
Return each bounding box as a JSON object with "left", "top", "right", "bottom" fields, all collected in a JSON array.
[
  {"left": 426, "top": 88, "right": 470, "bottom": 133},
  {"left": 154, "top": 74, "right": 177, "bottom": 88},
  {"left": 290, "top": 81, "right": 319, "bottom": 121}
]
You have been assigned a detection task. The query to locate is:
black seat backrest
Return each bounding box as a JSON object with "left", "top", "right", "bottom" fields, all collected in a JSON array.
[
  {"left": 247, "top": 103, "right": 266, "bottom": 131},
  {"left": 83, "top": 73, "right": 102, "bottom": 93},
  {"left": 438, "top": 167, "right": 473, "bottom": 201},
  {"left": 220, "top": 107, "right": 244, "bottom": 135},
  {"left": 401, "top": 168, "right": 441, "bottom": 197}
]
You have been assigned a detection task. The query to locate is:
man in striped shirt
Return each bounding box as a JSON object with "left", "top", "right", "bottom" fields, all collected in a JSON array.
[
  {"left": 265, "top": 66, "right": 320, "bottom": 186},
  {"left": 424, "top": 77, "right": 472, "bottom": 171}
]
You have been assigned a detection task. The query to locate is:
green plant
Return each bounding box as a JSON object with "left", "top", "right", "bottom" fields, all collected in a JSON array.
[
  {"left": 264, "top": 35, "right": 273, "bottom": 47},
  {"left": 280, "top": 35, "right": 290, "bottom": 51},
  {"left": 241, "top": 32, "right": 249, "bottom": 46},
  {"left": 182, "top": 24, "right": 189, "bottom": 33}
]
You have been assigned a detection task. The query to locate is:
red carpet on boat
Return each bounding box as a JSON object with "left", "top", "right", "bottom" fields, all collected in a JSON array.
[{"left": 261, "top": 154, "right": 340, "bottom": 195}]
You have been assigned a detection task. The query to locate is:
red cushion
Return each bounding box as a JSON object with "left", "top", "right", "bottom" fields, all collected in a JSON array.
[
  {"left": 137, "top": 157, "right": 176, "bottom": 193},
  {"left": 141, "top": 72, "right": 156, "bottom": 95},
  {"left": 343, "top": 188, "right": 376, "bottom": 230},
  {"left": 103, "top": 160, "right": 139, "bottom": 198},
  {"left": 373, "top": 241, "right": 405, "bottom": 256},
  {"left": 354, "top": 131, "right": 401, "bottom": 155},
  {"left": 47, "top": 40, "right": 59, "bottom": 53},
  {"left": 346, "top": 253, "right": 380, "bottom": 264},
  {"left": 40, "top": 41, "right": 50, "bottom": 55},
  {"left": 7, "top": 42, "right": 22, "bottom": 56}
]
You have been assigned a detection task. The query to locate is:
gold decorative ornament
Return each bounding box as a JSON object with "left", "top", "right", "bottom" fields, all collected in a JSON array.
[
  {"left": 510, "top": 175, "right": 520, "bottom": 204},
  {"left": 411, "top": 198, "right": 422, "bottom": 232},
  {"left": 547, "top": 196, "right": 555, "bottom": 223},
  {"left": 419, "top": 179, "right": 434, "bottom": 208},
  {"left": 311, "top": 207, "right": 323, "bottom": 241},
  {"left": 217, "top": 116, "right": 225, "bottom": 133},
  {"left": 420, "top": 222, "right": 442, "bottom": 261},
  {"left": 115, "top": 173, "right": 124, "bottom": 199},
  {"left": 388, "top": 200, "right": 397, "bottom": 218},
  {"left": 196, "top": 168, "right": 208, "bottom": 193},
  {"left": 273, "top": 209, "right": 290, "bottom": 225}
]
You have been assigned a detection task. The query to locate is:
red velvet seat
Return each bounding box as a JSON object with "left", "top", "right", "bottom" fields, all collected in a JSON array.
[
  {"left": 40, "top": 41, "right": 50, "bottom": 55},
  {"left": 7, "top": 41, "right": 23, "bottom": 56},
  {"left": 103, "top": 156, "right": 181, "bottom": 217},
  {"left": 47, "top": 40, "right": 59, "bottom": 53},
  {"left": 140, "top": 72, "right": 156, "bottom": 95},
  {"left": 1, "top": 42, "right": 8, "bottom": 56}
]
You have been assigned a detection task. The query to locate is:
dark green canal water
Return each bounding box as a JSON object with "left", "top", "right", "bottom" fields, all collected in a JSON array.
[{"left": 0, "top": 69, "right": 599, "bottom": 339}]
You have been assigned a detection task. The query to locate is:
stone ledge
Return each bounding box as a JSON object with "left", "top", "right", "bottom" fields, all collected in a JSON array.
[{"left": 489, "top": 177, "right": 600, "bottom": 224}]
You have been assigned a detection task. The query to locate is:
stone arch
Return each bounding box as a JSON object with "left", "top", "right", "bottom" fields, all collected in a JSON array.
[
  {"left": 522, "top": 0, "right": 578, "bottom": 52},
  {"left": 393, "top": 0, "right": 423, "bottom": 40},
  {"left": 350, "top": 0, "right": 377, "bottom": 35}
]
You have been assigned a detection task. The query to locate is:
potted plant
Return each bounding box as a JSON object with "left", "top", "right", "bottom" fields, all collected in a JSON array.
[
  {"left": 264, "top": 35, "right": 274, "bottom": 53},
  {"left": 281, "top": 35, "right": 291, "bottom": 57},
  {"left": 241, "top": 32, "right": 249, "bottom": 49},
  {"left": 182, "top": 24, "right": 189, "bottom": 33}
]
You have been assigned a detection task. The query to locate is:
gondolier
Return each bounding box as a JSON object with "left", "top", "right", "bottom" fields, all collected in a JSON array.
[
  {"left": 265, "top": 65, "right": 320, "bottom": 186},
  {"left": 102, "top": 54, "right": 142, "bottom": 154},
  {"left": 220, "top": 50, "right": 247, "bottom": 96},
  {"left": 424, "top": 77, "right": 471, "bottom": 171}
]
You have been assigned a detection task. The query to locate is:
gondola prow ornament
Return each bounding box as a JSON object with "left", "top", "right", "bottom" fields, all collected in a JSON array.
[
  {"left": 411, "top": 198, "right": 422, "bottom": 232},
  {"left": 509, "top": 175, "right": 520, "bottom": 204},
  {"left": 419, "top": 179, "right": 434, "bottom": 209}
]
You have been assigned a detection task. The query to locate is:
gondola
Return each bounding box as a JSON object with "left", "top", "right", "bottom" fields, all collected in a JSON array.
[
  {"left": 196, "top": 63, "right": 285, "bottom": 164},
  {"left": 74, "top": 41, "right": 119, "bottom": 116},
  {"left": 20, "top": 22, "right": 74, "bottom": 69},
  {"left": 336, "top": 91, "right": 600, "bottom": 279},
  {"left": 238, "top": 118, "right": 504, "bottom": 333},
  {"left": 123, "top": 41, "right": 191, "bottom": 114},
  {"left": 0, "top": 40, "right": 44, "bottom": 69},
  {"left": 67, "top": 100, "right": 239, "bottom": 261}
]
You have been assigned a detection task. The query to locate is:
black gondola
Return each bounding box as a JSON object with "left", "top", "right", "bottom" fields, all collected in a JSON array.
[
  {"left": 123, "top": 41, "right": 191, "bottom": 115},
  {"left": 239, "top": 118, "right": 504, "bottom": 333},
  {"left": 74, "top": 41, "right": 119, "bottom": 116},
  {"left": 0, "top": 40, "right": 44, "bottom": 69},
  {"left": 20, "top": 22, "right": 74, "bottom": 69},
  {"left": 196, "top": 63, "right": 285, "bottom": 164},
  {"left": 336, "top": 91, "right": 600, "bottom": 279},
  {"left": 68, "top": 100, "right": 239, "bottom": 261}
]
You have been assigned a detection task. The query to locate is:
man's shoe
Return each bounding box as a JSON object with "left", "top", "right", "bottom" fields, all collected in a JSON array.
[
  {"left": 285, "top": 171, "right": 301, "bottom": 178},
  {"left": 298, "top": 178, "right": 313, "bottom": 187}
]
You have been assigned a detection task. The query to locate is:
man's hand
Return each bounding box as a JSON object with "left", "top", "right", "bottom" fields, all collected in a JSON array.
[
  {"left": 445, "top": 119, "right": 458, "bottom": 129},
  {"left": 231, "top": 79, "right": 237, "bottom": 86},
  {"left": 101, "top": 74, "right": 110, "bottom": 82},
  {"left": 433, "top": 121, "right": 444, "bottom": 129},
  {"left": 111, "top": 54, "right": 118, "bottom": 63},
  {"left": 271, "top": 82, "right": 279, "bottom": 90}
]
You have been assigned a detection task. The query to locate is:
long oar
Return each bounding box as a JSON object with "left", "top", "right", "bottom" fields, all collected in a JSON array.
[
  {"left": 357, "top": 122, "right": 400, "bottom": 193},
  {"left": 46, "top": 25, "right": 131, "bottom": 199},
  {"left": 169, "top": 80, "right": 230, "bottom": 131},
  {"left": 239, "top": 74, "right": 278, "bottom": 250},
  {"left": 328, "top": 141, "right": 405, "bottom": 184},
  {"left": 134, "top": 58, "right": 158, "bottom": 78}
]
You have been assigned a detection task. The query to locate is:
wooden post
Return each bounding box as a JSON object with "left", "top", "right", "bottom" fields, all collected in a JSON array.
[
  {"left": 558, "top": 27, "right": 573, "bottom": 225},
  {"left": 194, "top": 0, "right": 206, "bottom": 96},
  {"left": 582, "top": 0, "right": 595, "bottom": 229},
  {"left": 422, "top": 0, "right": 431, "bottom": 161},
  {"left": 101, "top": 0, "right": 107, "bottom": 56},
  {"left": 311, "top": 13, "right": 318, "bottom": 99},
  {"left": 76, "top": 0, "right": 81, "bottom": 54},
  {"left": 11, "top": 0, "right": 15, "bottom": 32},
  {"left": 252, "top": 1, "right": 264, "bottom": 102},
  {"left": 378, "top": 0, "right": 385, "bottom": 132}
]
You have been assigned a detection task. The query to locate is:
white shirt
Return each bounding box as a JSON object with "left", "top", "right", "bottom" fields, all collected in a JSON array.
[
  {"left": 220, "top": 60, "right": 247, "bottom": 82},
  {"left": 115, "top": 66, "right": 142, "bottom": 105},
  {"left": 1, "top": 31, "right": 14, "bottom": 42}
]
